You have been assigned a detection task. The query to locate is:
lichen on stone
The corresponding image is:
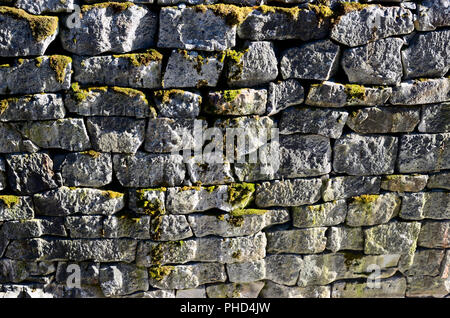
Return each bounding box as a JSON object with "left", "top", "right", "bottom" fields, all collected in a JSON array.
[
  {"left": 230, "top": 209, "right": 268, "bottom": 217},
  {"left": 81, "top": 150, "right": 102, "bottom": 159},
  {"left": 154, "top": 89, "right": 185, "bottom": 104},
  {"left": 48, "top": 55, "right": 72, "bottom": 83},
  {"left": 222, "top": 89, "right": 241, "bottom": 103},
  {"left": 0, "top": 195, "right": 20, "bottom": 209},
  {"left": 81, "top": 2, "right": 135, "bottom": 13},
  {"left": 0, "top": 6, "right": 58, "bottom": 42},
  {"left": 102, "top": 190, "right": 124, "bottom": 199},
  {"left": 149, "top": 265, "right": 174, "bottom": 281},
  {"left": 114, "top": 49, "right": 163, "bottom": 67},
  {"left": 195, "top": 4, "right": 253, "bottom": 26},
  {"left": 228, "top": 183, "right": 255, "bottom": 207},
  {"left": 345, "top": 84, "right": 366, "bottom": 101}
]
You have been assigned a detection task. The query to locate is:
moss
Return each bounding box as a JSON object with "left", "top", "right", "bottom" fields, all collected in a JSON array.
[
  {"left": 70, "top": 82, "right": 108, "bottom": 103},
  {"left": 0, "top": 99, "right": 9, "bottom": 115},
  {"left": 154, "top": 89, "right": 185, "bottom": 104},
  {"left": 81, "top": 150, "right": 101, "bottom": 159},
  {"left": 227, "top": 215, "right": 244, "bottom": 227},
  {"left": 337, "top": 2, "right": 371, "bottom": 15},
  {"left": 230, "top": 209, "right": 268, "bottom": 217},
  {"left": 307, "top": 204, "right": 326, "bottom": 213},
  {"left": 345, "top": 84, "right": 366, "bottom": 101},
  {"left": 258, "top": 5, "right": 304, "bottom": 20},
  {"left": 81, "top": 2, "right": 135, "bottom": 13},
  {"left": 0, "top": 64, "right": 10, "bottom": 68},
  {"left": 0, "top": 6, "right": 58, "bottom": 42},
  {"left": 307, "top": 4, "right": 335, "bottom": 24},
  {"left": 49, "top": 55, "right": 72, "bottom": 83},
  {"left": 228, "top": 183, "right": 255, "bottom": 207},
  {"left": 351, "top": 194, "right": 379, "bottom": 205},
  {"left": 196, "top": 79, "right": 209, "bottom": 88},
  {"left": 343, "top": 251, "right": 364, "bottom": 268},
  {"left": 0, "top": 195, "right": 20, "bottom": 208},
  {"left": 226, "top": 49, "right": 248, "bottom": 81},
  {"left": 35, "top": 57, "right": 44, "bottom": 68},
  {"left": 222, "top": 89, "right": 241, "bottom": 103},
  {"left": 111, "top": 86, "right": 148, "bottom": 104},
  {"left": 114, "top": 49, "right": 163, "bottom": 67},
  {"left": 179, "top": 185, "right": 203, "bottom": 192},
  {"left": 217, "top": 214, "right": 226, "bottom": 221},
  {"left": 205, "top": 185, "right": 217, "bottom": 193},
  {"left": 195, "top": 4, "right": 253, "bottom": 26},
  {"left": 136, "top": 189, "right": 166, "bottom": 240},
  {"left": 102, "top": 190, "right": 124, "bottom": 199},
  {"left": 149, "top": 265, "right": 174, "bottom": 281},
  {"left": 232, "top": 250, "right": 242, "bottom": 259}
]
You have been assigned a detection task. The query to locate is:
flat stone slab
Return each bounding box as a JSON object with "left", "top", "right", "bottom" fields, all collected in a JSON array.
[
  {"left": 390, "top": 78, "right": 450, "bottom": 105},
  {"left": 0, "top": 94, "right": 65, "bottom": 121}
]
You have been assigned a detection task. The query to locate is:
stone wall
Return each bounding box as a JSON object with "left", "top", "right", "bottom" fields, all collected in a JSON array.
[{"left": 0, "top": 0, "right": 449, "bottom": 298}]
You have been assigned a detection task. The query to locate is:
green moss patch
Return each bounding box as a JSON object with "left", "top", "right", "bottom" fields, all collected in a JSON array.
[
  {"left": 114, "top": 49, "right": 163, "bottom": 67},
  {"left": 345, "top": 84, "right": 366, "bottom": 101},
  {"left": 149, "top": 265, "right": 174, "bottom": 281},
  {"left": 195, "top": 4, "right": 253, "bottom": 26},
  {"left": 0, "top": 195, "right": 20, "bottom": 209},
  {"left": 230, "top": 209, "right": 268, "bottom": 217},
  {"left": 154, "top": 89, "right": 185, "bottom": 104},
  {"left": 81, "top": 2, "right": 135, "bottom": 13},
  {"left": 228, "top": 183, "right": 255, "bottom": 208},
  {"left": 49, "top": 55, "right": 72, "bottom": 83},
  {"left": 222, "top": 89, "right": 241, "bottom": 103},
  {"left": 0, "top": 6, "right": 58, "bottom": 42}
]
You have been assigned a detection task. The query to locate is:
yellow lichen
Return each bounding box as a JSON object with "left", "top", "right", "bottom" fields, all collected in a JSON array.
[
  {"left": 148, "top": 265, "right": 174, "bottom": 281},
  {"left": 102, "top": 190, "right": 124, "bottom": 199},
  {"left": 0, "top": 6, "right": 58, "bottom": 42},
  {"left": 228, "top": 183, "right": 255, "bottom": 207},
  {"left": 345, "top": 84, "right": 366, "bottom": 101},
  {"left": 111, "top": 86, "right": 148, "bottom": 104},
  {"left": 351, "top": 194, "right": 379, "bottom": 205},
  {"left": 230, "top": 209, "right": 268, "bottom": 217},
  {"left": 0, "top": 195, "right": 20, "bottom": 209},
  {"left": 154, "top": 89, "right": 185, "bottom": 104},
  {"left": 195, "top": 4, "right": 253, "bottom": 26},
  {"left": 81, "top": 2, "right": 135, "bottom": 13},
  {"left": 81, "top": 150, "right": 101, "bottom": 158},
  {"left": 48, "top": 55, "right": 72, "bottom": 83},
  {"left": 114, "top": 49, "right": 163, "bottom": 67}
]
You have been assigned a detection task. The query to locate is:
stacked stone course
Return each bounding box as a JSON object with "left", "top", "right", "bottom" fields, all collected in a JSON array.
[{"left": 0, "top": 0, "right": 448, "bottom": 298}]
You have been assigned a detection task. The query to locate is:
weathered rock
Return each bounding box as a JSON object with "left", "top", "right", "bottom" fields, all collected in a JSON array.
[
  {"left": 157, "top": 215, "right": 193, "bottom": 242},
  {"left": 298, "top": 252, "right": 401, "bottom": 287},
  {"left": 306, "top": 82, "right": 392, "bottom": 108},
  {"left": 293, "top": 200, "right": 347, "bottom": 228},
  {"left": 20, "top": 119, "right": 91, "bottom": 151},
  {"left": 266, "top": 80, "right": 304, "bottom": 115},
  {"left": 332, "top": 277, "right": 406, "bottom": 298},
  {"left": 2, "top": 218, "right": 66, "bottom": 239},
  {"left": 397, "top": 133, "right": 450, "bottom": 173},
  {"left": 205, "top": 89, "right": 267, "bottom": 116},
  {"left": 342, "top": 38, "right": 404, "bottom": 85},
  {"left": 175, "top": 287, "right": 206, "bottom": 298},
  {"left": 103, "top": 215, "right": 151, "bottom": 240},
  {"left": 0, "top": 94, "right": 65, "bottom": 122},
  {"left": 61, "top": 152, "right": 112, "bottom": 187},
  {"left": 390, "top": 78, "right": 450, "bottom": 105},
  {"left": 65, "top": 85, "right": 152, "bottom": 118},
  {"left": 113, "top": 152, "right": 186, "bottom": 187},
  {"left": 0, "top": 123, "right": 27, "bottom": 153},
  {"left": 163, "top": 49, "right": 224, "bottom": 88},
  {"left": 9, "top": 0, "right": 74, "bottom": 14},
  {"left": 126, "top": 289, "right": 175, "bottom": 298},
  {"left": 0, "top": 7, "right": 58, "bottom": 57},
  {"left": 158, "top": 6, "right": 235, "bottom": 51},
  {"left": 260, "top": 281, "right": 331, "bottom": 298},
  {"left": 331, "top": 5, "right": 414, "bottom": 47},
  {"left": 0, "top": 56, "right": 71, "bottom": 94},
  {"left": 427, "top": 172, "right": 450, "bottom": 190},
  {"left": 136, "top": 240, "right": 197, "bottom": 266},
  {"left": 326, "top": 226, "right": 364, "bottom": 252},
  {"left": 6, "top": 153, "right": 58, "bottom": 195},
  {"left": 280, "top": 40, "right": 340, "bottom": 81},
  {"left": 64, "top": 216, "right": 103, "bottom": 239},
  {"left": 129, "top": 188, "right": 166, "bottom": 214},
  {"left": 0, "top": 159, "right": 6, "bottom": 191},
  {"left": 187, "top": 209, "right": 289, "bottom": 237},
  {"left": 401, "top": 249, "right": 445, "bottom": 277},
  {"left": 416, "top": 0, "right": 450, "bottom": 31},
  {"left": 322, "top": 176, "right": 381, "bottom": 202},
  {"left": 347, "top": 194, "right": 401, "bottom": 227},
  {"left": 333, "top": 134, "right": 398, "bottom": 175},
  {"left": 56, "top": 262, "right": 99, "bottom": 287},
  {"left": 237, "top": 6, "right": 331, "bottom": 41},
  {"left": 264, "top": 254, "right": 303, "bottom": 286},
  {"left": 381, "top": 174, "right": 428, "bottom": 192},
  {"left": 278, "top": 134, "right": 331, "bottom": 178},
  {"left": 61, "top": 3, "right": 157, "bottom": 55},
  {"left": 0, "top": 196, "right": 34, "bottom": 221},
  {"left": 33, "top": 187, "right": 125, "bottom": 216},
  {"left": 280, "top": 107, "right": 348, "bottom": 139},
  {"left": 402, "top": 29, "right": 450, "bottom": 79},
  {"left": 364, "top": 221, "right": 421, "bottom": 255},
  {"left": 419, "top": 103, "right": 450, "bottom": 133},
  {"left": 417, "top": 221, "right": 449, "bottom": 248},
  {"left": 6, "top": 238, "right": 137, "bottom": 262},
  {"left": 186, "top": 161, "right": 235, "bottom": 185},
  {"left": 406, "top": 275, "right": 450, "bottom": 298},
  {"left": 148, "top": 263, "right": 226, "bottom": 290},
  {"left": 86, "top": 117, "right": 145, "bottom": 154},
  {"left": 266, "top": 228, "right": 327, "bottom": 254},
  {"left": 227, "top": 41, "right": 278, "bottom": 87},
  {"left": 400, "top": 192, "right": 449, "bottom": 220},
  {"left": 347, "top": 107, "right": 420, "bottom": 133},
  {"left": 206, "top": 282, "right": 265, "bottom": 298},
  {"left": 255, "top": 178, "right": 323, "bottom": 208},
  {"left": 100, "top": 264, "right": 148, "bottom": 297},
  {"left": 227, "top": 260, "right": 265, "bottom": 283},
  {"left": 145, "top": 118, "right": 206, "bottom": 153},
  {"left": 153, "top": 90, "right": 201, "bottom": 118},
  {"left": 166, "top": 184, "right": 254, "bottom": 214},
  {"left": 73, "top": 52, "right": 162, "bottom": 89}
]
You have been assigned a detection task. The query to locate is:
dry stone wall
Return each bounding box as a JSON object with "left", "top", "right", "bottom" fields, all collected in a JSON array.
[{"left": 0, "top": 0, "right": 449, "bottom": 298}]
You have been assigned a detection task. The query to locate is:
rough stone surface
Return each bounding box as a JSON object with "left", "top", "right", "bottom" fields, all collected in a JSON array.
[
  {"left": 397, "top": 133, "right": 450, "bottom": 173},
  {"left": 206, "top": 282, "right": 264, "bottom": 298},
  {"left": 61, "top": 4, "right": 157, "bottom": 55},
  {"left": 227, "top": 41, "right": 278, "bottom": 87},
  {"left": 61, "top": 152, "right": 112, "bottom": 187},
  {"left": 158, "top": 6, "right": 235, "bottom": 51},
  {"left": 381, "top": 174, "right": 428, "bottom": 193},
  {"left": 255, "top": 178, "right": 323, "bottom": 208},
  {"left": 333, "top": 134, "right": 398, "bottom": 175},
  {"left": 0, "top": 94, "right": 65, "bottom": 121},
  {"left": 163, "top": 49, "right": 224, "bottom": 88},
  {"left": 326, "top": 226, "right": 364, "bottom": 252},
  {"left": 419, "top": 103, "right": 450, "bottom": 133},
  {"left": 342, "top": 38, "right": 404, "bottom": 85},
  {"left": 0, "top": 196, "right": 34, "bottom": 222},
  {"left": 280, "top": 40, "right": 340, "bottom": 81},
  {"left": 73, "top": 53, "right": 162, "bottom": 89},
  {"left": 266, "top": 80, "right": 304, "bottom": 115},
  {"left": 280, "top": 107, "right": 348, "bottom": 139},
  {"left": 293, "top": 200, "right": 347, "bottom": 228},
  {"left": 390, "top": 78, "right": 450, "bottom": 105},
  {"left": 417, "top": 221, "right": 449, "bottom": 248},
  {"left": 260, "top": 281, "right": 331, "bottom": 298},
  {"left": 153, "top": 90, "right": 201, "bottom": 118},
  {"left": 10, "top": 0, "right": 74, "bottom": 15},
  {"left": 322, "top": 176, "right": 381, "bottom": 202},
  {"left": 416, "top": 0, "right": 450, "bottom": 31},
  {"left": 100, "top": 263, "right": 148, "bottom": 297},
  {"left": 206, "top": 89, "right": 267, "bottom": 116},
  {"left": 266, "top": 228, "right": 327, "bottom": 254},
  {"left": 332, "top": 277, "right": 407, "bottom": 298},
  {"left": 427, "top": 172, "right": 450, "bottom": 190},
  {"left": 331, "top": 5, "right": 414, "bottom": 47}
]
